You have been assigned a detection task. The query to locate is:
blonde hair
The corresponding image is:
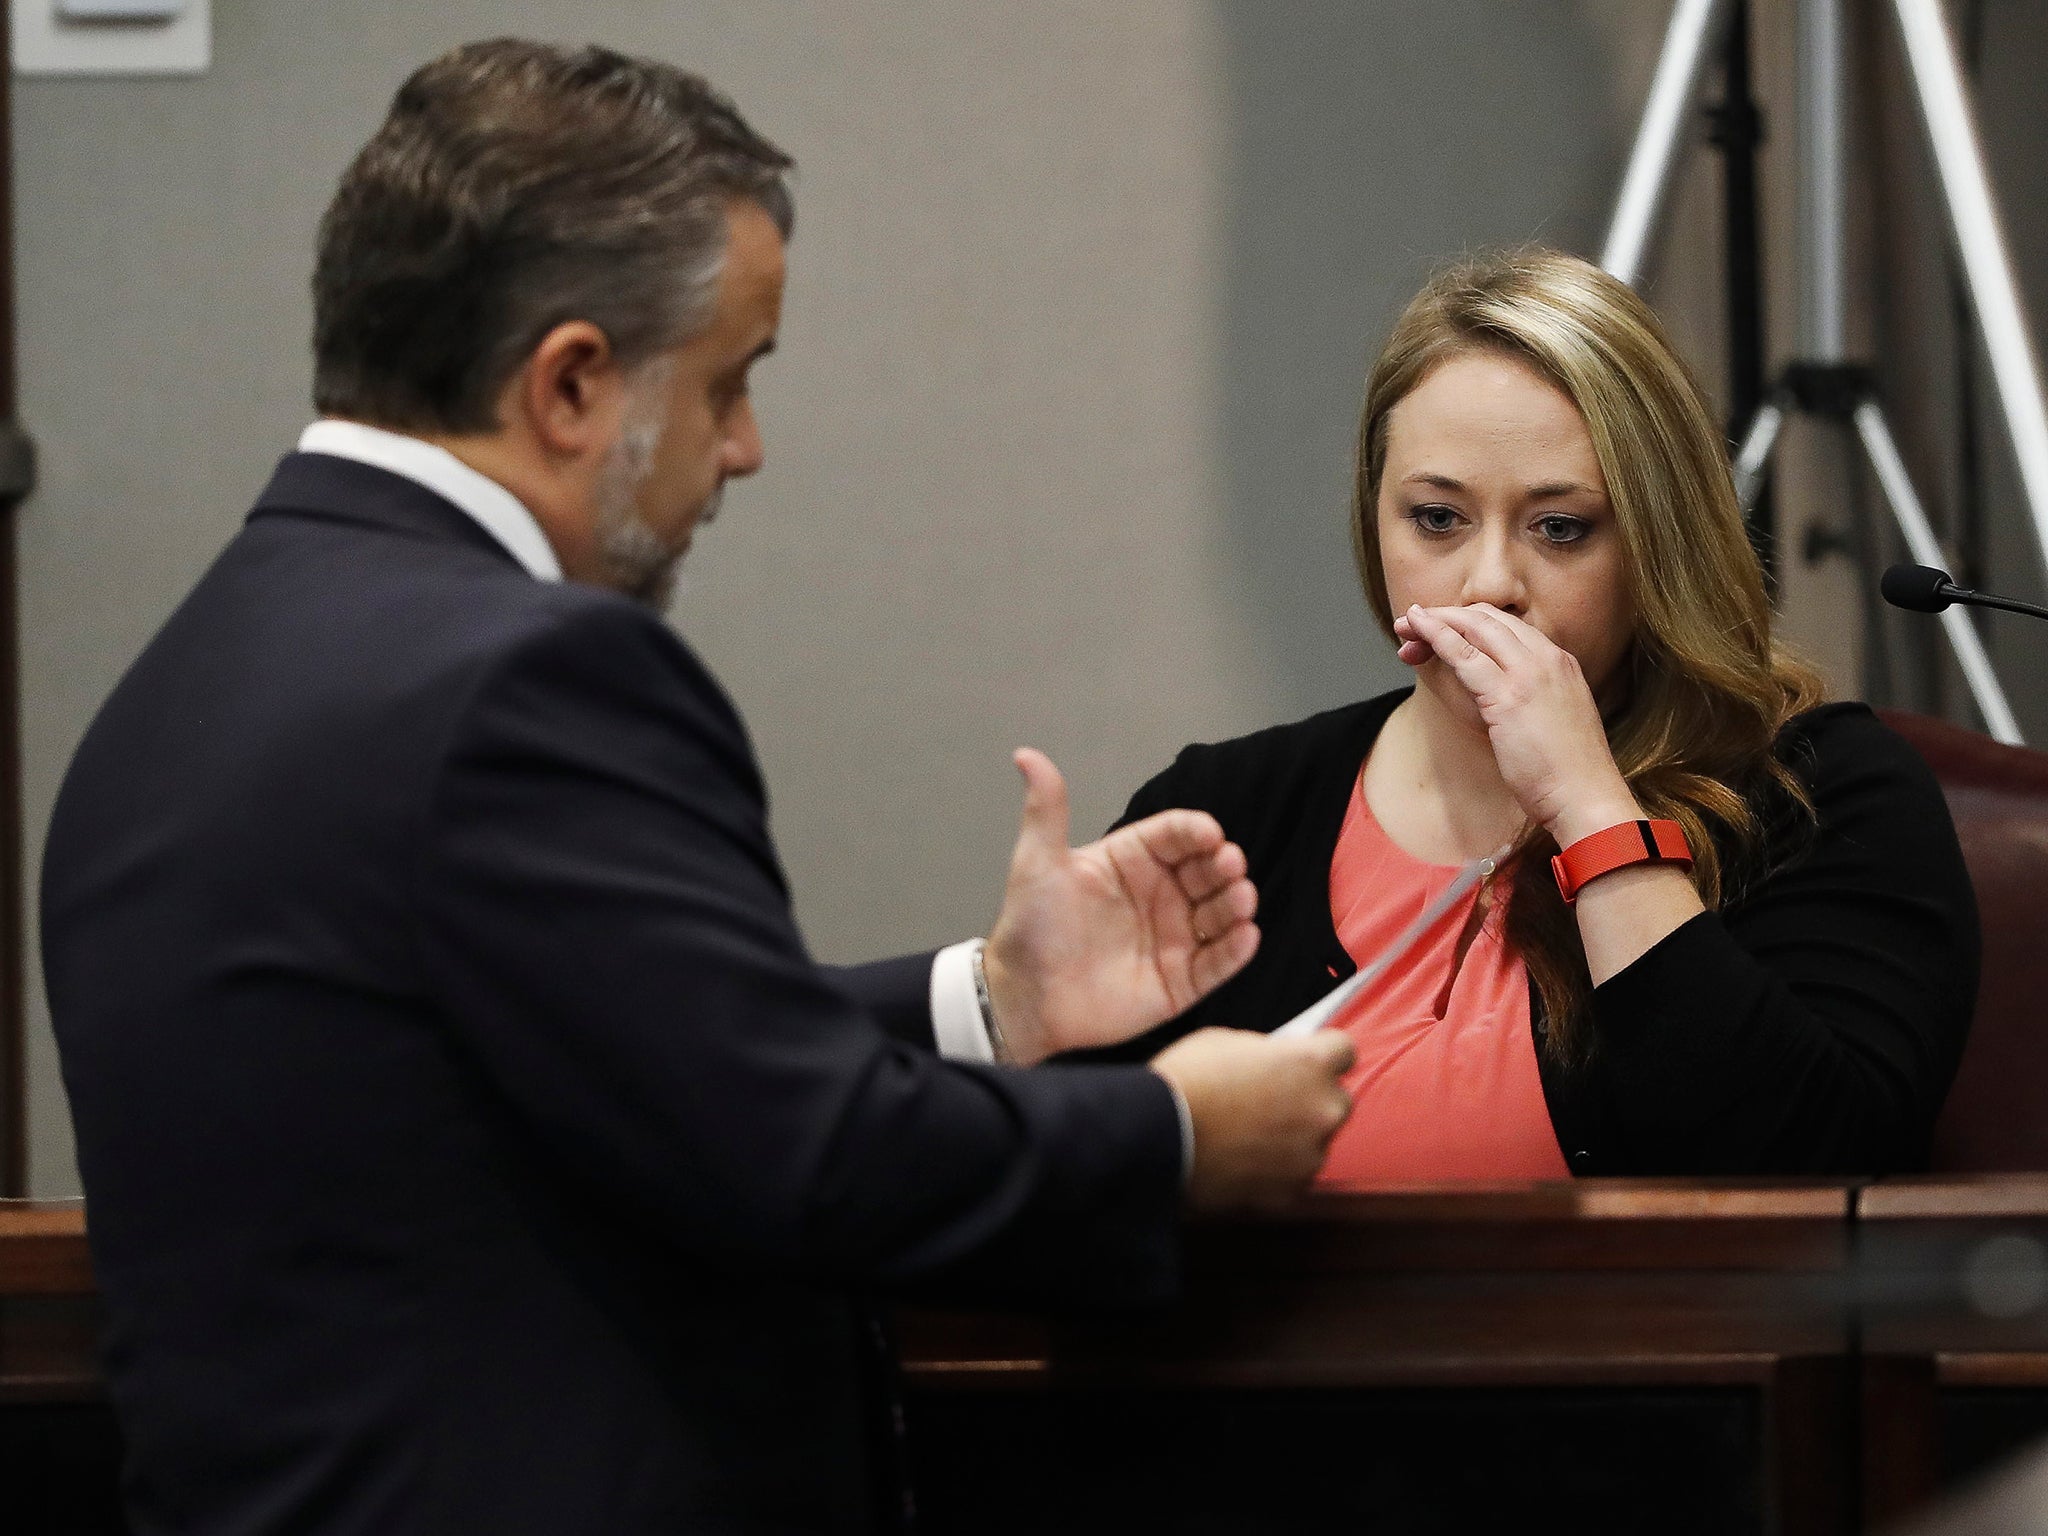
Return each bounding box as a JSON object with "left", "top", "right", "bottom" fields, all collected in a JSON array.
[{"left": 1353, "top": 250, "right": 1825, "bottom": 1059}]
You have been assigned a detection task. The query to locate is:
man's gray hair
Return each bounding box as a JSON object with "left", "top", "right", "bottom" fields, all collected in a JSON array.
[{"left": 312, "top": 39, "right": 793, "bottom": 433}]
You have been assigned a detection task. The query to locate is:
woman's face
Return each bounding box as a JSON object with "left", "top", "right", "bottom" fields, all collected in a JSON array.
[{"left": 1375, "top": 349, "right": 1635, "bottom": 723}]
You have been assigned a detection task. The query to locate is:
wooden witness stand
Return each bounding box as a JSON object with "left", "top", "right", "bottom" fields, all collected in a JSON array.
[
  {"left": 900, "top": 1180, "right": 1859, "bottom": 1534},
  {"left": 0, "top": 1204, "right": 95, "bottom": 1404},
  {"left": 12, "top": 1181, "right": 2048, "bottom": 1532}
]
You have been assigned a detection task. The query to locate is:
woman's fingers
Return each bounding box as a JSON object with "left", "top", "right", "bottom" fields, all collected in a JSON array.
[
  {"left": 1465, "top": 602, "right": 1565, "bottom": 660},
  {"left": 1403, "top": 602, "right": 1589, "bottom": 688},
  {"left": 1394, "top": 603, "right": 1623, "bottom": 837},
  {"left": 1391, "top": 612, "right": 1431, "bottom": 666},
  {"left": 1403, "top": 605, "right": 1507, "bottom": 696},
  {"left": 1420, "top": 603, "right": 1537, "bottom": 668}
]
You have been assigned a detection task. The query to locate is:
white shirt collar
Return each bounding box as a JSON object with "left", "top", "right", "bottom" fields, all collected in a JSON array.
[{"left": 296, "top": 419, "right": 563, "bottom": 582}]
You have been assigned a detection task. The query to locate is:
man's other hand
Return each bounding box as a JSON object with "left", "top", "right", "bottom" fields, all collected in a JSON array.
[
  {"left": 982, "top": 748, "right": 1259, "bottom": 1065},
  {"left": 1149, "top": 1028, "right": 1356, "bottom": 1211}
]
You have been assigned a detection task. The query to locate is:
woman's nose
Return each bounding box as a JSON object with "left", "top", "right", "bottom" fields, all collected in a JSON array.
[{"left": 1460, "top": 534, "right": 1528, "bottom": 615}]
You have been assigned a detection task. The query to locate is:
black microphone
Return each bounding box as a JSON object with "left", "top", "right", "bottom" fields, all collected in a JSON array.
[{"left": 1880, "top": 564, "right": 2048, "bottom": 623}]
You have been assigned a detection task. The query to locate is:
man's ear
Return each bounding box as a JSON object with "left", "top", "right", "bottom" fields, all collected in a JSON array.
[{"left": 511, "top": 321, "right": 624, "bottom": 461}]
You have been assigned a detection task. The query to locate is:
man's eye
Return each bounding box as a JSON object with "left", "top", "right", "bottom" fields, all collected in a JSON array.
[
  {"left": 1536, "top": 514, "right": 1591, "bottom": 546},
  {"left": 1407, "top": 504, "right": 1461, "bottom": 535}
]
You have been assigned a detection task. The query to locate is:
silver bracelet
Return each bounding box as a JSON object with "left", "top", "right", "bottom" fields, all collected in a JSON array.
[{"left": 968, "top": 939, "right": 1009, "bottom": 1063}]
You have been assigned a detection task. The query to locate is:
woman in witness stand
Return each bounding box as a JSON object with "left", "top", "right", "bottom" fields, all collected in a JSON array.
[{"left": 1106, "top": 249, "right": 1978, "bottom": 1178}]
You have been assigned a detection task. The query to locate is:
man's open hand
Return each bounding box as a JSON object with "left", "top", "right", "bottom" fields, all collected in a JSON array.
[{"left": 981, "top": 748, "right": 1259, "bottom": 1065}]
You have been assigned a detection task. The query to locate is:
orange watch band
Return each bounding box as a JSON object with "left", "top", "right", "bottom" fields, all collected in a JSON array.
[{"left": 1550, "top": 818, "right": 1692, "bottom": 903}]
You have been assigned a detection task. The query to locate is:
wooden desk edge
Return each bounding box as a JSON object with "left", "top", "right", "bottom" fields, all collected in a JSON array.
[
  {"left": 0, "top": 1204, "right": 93, "bottom": 1294},
  {"left": 1284, "top": 1180, "right": 1853, "bottom": 1223},
  {"left": 1938, "top": 1352, "right": 2048, "bottom": 1388},
  {"left": 1859, "top": 1177, "right": 2048, "bottom": 1222},
  {"left": 901, "top": 1351, "right": 1801, "bottom": 1391}
]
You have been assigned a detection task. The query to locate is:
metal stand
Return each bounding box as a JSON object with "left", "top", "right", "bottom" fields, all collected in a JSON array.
[{"left": 1603, "top": 0, "right": 2048, "bottom": 745}]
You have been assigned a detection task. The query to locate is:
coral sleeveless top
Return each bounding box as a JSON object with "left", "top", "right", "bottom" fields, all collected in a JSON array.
[{"left": 1314, "top": 772, "right": 1569, "bottom": 1185}]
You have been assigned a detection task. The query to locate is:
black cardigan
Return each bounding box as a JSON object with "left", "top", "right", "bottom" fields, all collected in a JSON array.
[{"left": 1101, "top": 689, "right": 1980, "bottom": 1176}]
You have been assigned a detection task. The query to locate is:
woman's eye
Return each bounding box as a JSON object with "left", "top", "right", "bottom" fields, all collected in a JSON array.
[
  {"left": 1535, "top": 514, "right": 1591, "bottom": 546},
  {"left": 1407, "top": 504, "right": 1462, "bottom": 535}
]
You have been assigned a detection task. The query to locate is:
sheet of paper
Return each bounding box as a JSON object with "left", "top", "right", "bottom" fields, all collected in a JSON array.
[{"left": 1270, "top": 846, "right": 1507, "bottom": 1039}]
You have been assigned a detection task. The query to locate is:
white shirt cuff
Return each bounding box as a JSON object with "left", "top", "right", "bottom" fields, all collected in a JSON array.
[{"left": 929, "top": 940, "right": 995, "bottom": 1063}]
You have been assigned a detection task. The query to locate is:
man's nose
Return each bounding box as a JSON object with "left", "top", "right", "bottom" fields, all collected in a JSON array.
[
  {"left": 723, "top": 400, "right": 765, "bottom": 479},
  {"left": 1460, "top": 527, "right": 1528, "bottom": 615}
]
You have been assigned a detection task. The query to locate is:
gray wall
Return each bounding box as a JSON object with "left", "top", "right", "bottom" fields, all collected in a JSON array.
[
  {"left": 12, "top": 2, "right": 1667, "bottom": 1193},
  {"left": 1213, "top": 0, "right": 1635, "bottom": 719}
]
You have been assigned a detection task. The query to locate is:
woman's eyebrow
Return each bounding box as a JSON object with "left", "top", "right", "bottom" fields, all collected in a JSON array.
[{"left": 1400, "top": 472, "right": 1603, "bottom": 499}]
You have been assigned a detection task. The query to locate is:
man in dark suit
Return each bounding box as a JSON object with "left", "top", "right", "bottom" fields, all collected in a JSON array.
[{"left": 40, "top": 39, "right": 1355, "bottom": 1536}]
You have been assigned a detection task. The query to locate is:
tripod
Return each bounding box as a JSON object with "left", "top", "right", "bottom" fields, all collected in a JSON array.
[{"left": 1603, "top": 0, "right": 2048, "bottom": 745}]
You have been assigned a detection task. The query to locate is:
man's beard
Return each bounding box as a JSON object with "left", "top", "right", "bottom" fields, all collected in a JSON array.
[{"left": 593, "top": 360, "right": 701, "bottom": 611}]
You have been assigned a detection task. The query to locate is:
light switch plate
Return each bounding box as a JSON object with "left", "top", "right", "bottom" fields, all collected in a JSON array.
[{"left": 13, "top": 0, "right": 209, "bottom": 75}]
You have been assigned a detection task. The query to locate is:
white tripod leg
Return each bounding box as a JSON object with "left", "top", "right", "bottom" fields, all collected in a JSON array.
[
  {"left": 1855, "top": 401, "right": 2024, "bottom": 745},
  {"left": 1601, "top": 0, "right": 1736, "bottom": 288},
  {"left": 1893, "top": 0, "right": 2048, "bottom": 586}
]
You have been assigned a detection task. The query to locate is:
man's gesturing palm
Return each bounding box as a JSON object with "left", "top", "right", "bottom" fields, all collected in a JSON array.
[{"left": 982, "top": 748, "right": 1260, "bottom": 1065}]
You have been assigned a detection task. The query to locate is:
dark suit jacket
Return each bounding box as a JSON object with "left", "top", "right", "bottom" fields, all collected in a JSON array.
[
  {"left": 1094, "top": 689, "right": 1978, "bottom": 1175},
  {"left": 41, "top": 453, "right": 1184, "bottom": 1535}
]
